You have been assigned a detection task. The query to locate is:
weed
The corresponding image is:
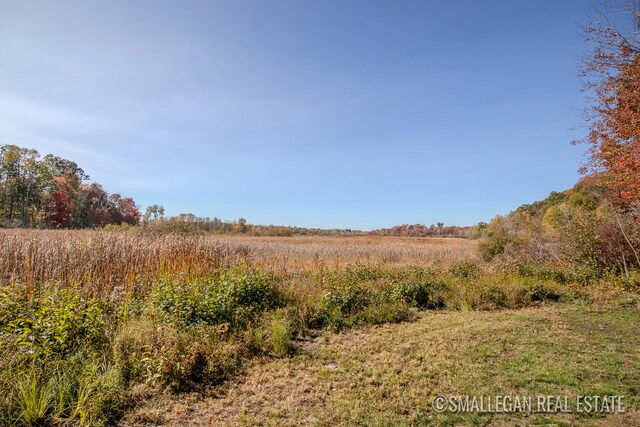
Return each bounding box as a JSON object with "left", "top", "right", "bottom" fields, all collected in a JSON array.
[
  {"left": 270, "top": 309, "right": 294, "bottom": 356},
  {"left": 15, "top": 369, "right": 54, "bottom": 425}
]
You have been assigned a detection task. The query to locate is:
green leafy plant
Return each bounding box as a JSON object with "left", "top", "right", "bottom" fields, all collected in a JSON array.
[
  {"left": 149, "top": 269, "right": 280, "bottom": 329},
  {"left": 1, "top": 287, "right": 105, "bottom": 356},
  {"left": 391, "top": 281, "right": 447, "bottom": 309},
  {"left": 449, "top": 262, "right": 481, "bottom": 280}
]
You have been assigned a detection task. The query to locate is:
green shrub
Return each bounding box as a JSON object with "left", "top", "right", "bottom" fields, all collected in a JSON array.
[
  {"left": 151, "top": 280, "right": 235, "bottom": 327},
  {"left": 244, "top": 324, "right": 266, "bottom": 356},
  {"left": 528, "top": 283, "right": 560, "bottom": 302},
  {"left": 320, "top": 273, "right": 420, "bottom": 330},
  {"left": 113, "top": 319, "right": 241, "bottom": 391},
  {"left": 0, "top": 287, "right": 106, "bottom": 356},
  {"left": 571, "top": 265, "right": 605, "bottom": 285},
  {"left": 344, "top": 265, "right": 385, "bottom": 283},
  {"left": 449, "top": 262, "right": 481, "bottom": 280},
  {"left": 391, "top": 281, "right": 447, "bottom": 309},
  {"left": 500, "top": 261, "right": 574, "bottom": 284},
  {"left": 223, "top": 270, "right": 279, "bottom": 312},
  {"left": 500, "top": 261, "right": 537, "bottom": 278},
  {"left": 480, "top": 286, "right": 508, "bottom": 309},
  {"left": 477, "top": 217, "right": 509, "bottom": 261},
  {"left": 537, "top": 267, "right": 573, "bottom": 284},
  {"left": 149, "top": 269, "right": 279, "bottom": 329},
  {"left": 322, "top": 282, "right": 371, "bottom": 316}
]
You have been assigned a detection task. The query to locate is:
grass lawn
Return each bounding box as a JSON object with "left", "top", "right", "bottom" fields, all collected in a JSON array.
[{"left": 120, "top": 302, "right": 640, "bottom": 426}]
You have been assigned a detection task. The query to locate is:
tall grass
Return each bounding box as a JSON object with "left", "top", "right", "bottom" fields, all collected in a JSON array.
[
  {"left": 2, "top": 229, "right": 630, "bottom": 426},
  {"left": 0, "top": 230, "right": 477, "bottom": 297}
]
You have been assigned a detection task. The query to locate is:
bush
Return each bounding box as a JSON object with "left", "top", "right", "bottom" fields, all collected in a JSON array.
[
  {"left": 480, "top": 286, "right": 508, "bottom": 309},
  {"left": 344, "top": 265, "right": 385, "bottom": 283},
  {"left": 449, "top": 262, "right": 481, "bottom": 280},
  {"left": 537, "top": 267, "right": 573, "bottom": 284},
  {"left": 391, "top": 281, "right": 447, "bottom": 309},
  {"left": 244, "top": 324, "right": 266, "bottom": 356},
  {"left": 319, "top": 268, "right": 427, "bottom": 330},
  {"left": 571, "top": 265, "right": 605, "bottom": 285},
  {"left": 223, "top": 270, "right": 279, "bottom": 313},
  {"left": 149, "top": 269, "right": 280, "bottom": 329},
  {"left": 500, "top": 261, "right": 576, "bottom": 285},
  {"left": 499, "top": 261, "right": 538, "bottom": 278},
  {"left": 113, "top": 319, "right": 241, "bottom": 391},
  {"left": 528, "top": 283, "right": 560, "bottom": 302},
  {"left": 322, "top": 281, "right": 372, "bottom": 317},
  {"left": 0, "top": 287, "right": 106, "bottom": 356}
]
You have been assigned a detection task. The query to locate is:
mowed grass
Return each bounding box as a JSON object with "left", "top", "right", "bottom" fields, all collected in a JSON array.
[{"left": 121, "top": 303, "right": 640, "bottom": 427}]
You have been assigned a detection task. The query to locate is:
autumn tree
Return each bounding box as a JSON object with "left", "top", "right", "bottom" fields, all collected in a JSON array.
[
  {"left": 576, "top": 2, "right": 640, "bottom": 210},
  {"left": 0, "top": 144, "right": 140, "bottom": 228},
  {"left": 234, "top": 217, "right": 248, "bottom": 233}
]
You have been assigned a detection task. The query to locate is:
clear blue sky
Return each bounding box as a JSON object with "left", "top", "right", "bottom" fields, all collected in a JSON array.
[{"left": 0, "top": 0, "right": 599, "bottom": 229}]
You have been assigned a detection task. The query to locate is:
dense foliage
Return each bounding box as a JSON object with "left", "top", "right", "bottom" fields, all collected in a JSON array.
[
  {"left": 0, "top": 145, "right": 140, "bottom": 228},
  {"left": 475, "top": 178, "right": 640, "bottom": 276}
]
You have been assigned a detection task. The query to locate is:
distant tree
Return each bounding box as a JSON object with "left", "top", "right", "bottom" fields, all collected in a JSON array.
[
  {"left": 48, "top": 191, "right": 73, "bottom": 228},
  {"left": 115, "top": 196, "right": 140, "bottom": 225},
  {"left": 234, "top": 217, "right": 248, "bottom": 233},
  {"left": 143, "top": 204, "right": 165, "bottom": 222}
]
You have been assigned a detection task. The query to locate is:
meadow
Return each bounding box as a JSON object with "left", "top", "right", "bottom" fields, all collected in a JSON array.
[{"left": 0, "top": 229, "right": 638, "bottom": 426}]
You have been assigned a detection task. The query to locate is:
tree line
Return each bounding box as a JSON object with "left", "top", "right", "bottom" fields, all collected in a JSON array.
[
  {"left": 134, "top": 210, "right": 364, "bottom": 237},
  {"left": 0, "top": 145, "right": 140, "bottom": 228},
  {"left": 368, "top": 223, "right": 469, "bottom": 238}
]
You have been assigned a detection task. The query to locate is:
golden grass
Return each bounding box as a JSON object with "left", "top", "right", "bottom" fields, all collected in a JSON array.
[{"left": 0, "top": 230, "right": 477, "bottom": 296}]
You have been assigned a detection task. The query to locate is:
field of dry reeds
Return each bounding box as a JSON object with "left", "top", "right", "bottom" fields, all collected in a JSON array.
[
  {"left": 10, "top": 229, "right": 630, "bottom": 427},
  {"left": 0, "top": 230, "right": 477, "bottom": 296}
]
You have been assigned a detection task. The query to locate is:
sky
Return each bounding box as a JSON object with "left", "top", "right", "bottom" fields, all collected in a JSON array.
[{"left": 0, "top": 0, "right": 607, "bottom": 229}]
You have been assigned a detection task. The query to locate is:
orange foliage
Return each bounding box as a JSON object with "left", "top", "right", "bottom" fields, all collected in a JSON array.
[{"left": 576, "top": 26, "right": 640, "bottom": 208}]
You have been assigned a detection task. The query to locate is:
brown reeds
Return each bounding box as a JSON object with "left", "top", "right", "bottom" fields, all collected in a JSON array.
[{"left": 0, "top": 230, "right": 477, "bottom": 296}]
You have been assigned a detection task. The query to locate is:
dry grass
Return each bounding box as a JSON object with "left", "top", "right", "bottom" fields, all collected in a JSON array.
[
  {"left": 2, "top": 229, "right": 638, "bottom": 426},
  {"left": 120, "top": 305, "right": 640, "bottom": 426},
  {"left": 216, "top": 235, "right": 477, "bottom": 271},
  {"left": 0, "top": 230, "right": 477, "bottom": 296}
]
